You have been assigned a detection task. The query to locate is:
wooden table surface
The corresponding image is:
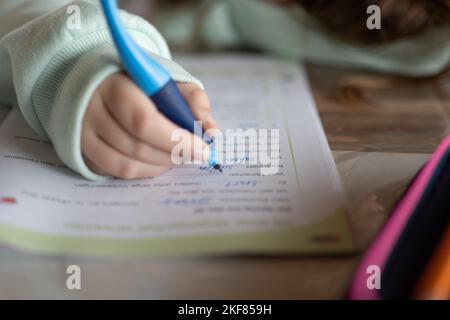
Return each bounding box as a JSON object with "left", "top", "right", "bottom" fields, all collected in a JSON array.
[{"left": 0, "top": 64, "right": 448, "bottom": 299}]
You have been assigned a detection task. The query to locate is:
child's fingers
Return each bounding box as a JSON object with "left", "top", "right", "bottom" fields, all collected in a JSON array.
[
  {"left": 102, "top": 75, "right": 182, "bottom": 149},
  {"left": 106, "top": 98, "right": 208, "bottom": 161},
  {"left": 94, "top": 103, "right": 173, "bottom": 167},
  {"left": 177, "top": 83, "right": 219, "bottom": 132},
  {"left": 102, "top": 76, "right": 210, "bottom": 161},
  {"left": 82, "top": 131, "right": 169, "bottom": 179},
  {"left": 83, "top": 157, "right": 109, "bottom": 176}
]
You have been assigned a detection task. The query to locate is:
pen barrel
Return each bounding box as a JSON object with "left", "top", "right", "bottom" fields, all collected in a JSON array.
[{"left": 151, "top": 80, "right": 207, "bottom": 141}]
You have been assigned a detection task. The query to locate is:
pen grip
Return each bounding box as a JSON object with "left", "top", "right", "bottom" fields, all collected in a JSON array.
[{"left": 151, "top": 80, "right": 203, "bottom": 137}]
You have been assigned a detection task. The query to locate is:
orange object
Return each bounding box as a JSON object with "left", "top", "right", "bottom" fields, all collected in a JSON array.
[{"left": 414, "top": 226, "right": 450, "bottom": 300}]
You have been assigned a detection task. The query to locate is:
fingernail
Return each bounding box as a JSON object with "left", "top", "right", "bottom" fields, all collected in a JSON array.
[{"left": 203, "top": 113, "right": 218, "bottom": 128}]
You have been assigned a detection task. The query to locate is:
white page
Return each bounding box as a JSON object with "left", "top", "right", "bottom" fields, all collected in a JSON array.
[{"left": 0, "top": 55, "right": 351, "bottom": 254}]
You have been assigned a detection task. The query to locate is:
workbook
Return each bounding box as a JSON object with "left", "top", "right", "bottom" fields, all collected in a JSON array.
[{"left": 0, "top": 55, "right": 354, "bottom": 256}]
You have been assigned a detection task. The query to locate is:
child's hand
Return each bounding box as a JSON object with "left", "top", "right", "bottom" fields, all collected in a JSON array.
[{"left": 81, "top": 73, "right": 218, "bottom": 179}]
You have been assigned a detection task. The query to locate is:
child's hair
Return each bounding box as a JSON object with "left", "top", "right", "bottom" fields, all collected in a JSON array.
[
  {"left": 294, "top": 0, "right": 450, "bottom": 96},
  {"left": 297, "top": 0, "right": 450, "bottom": 45}
]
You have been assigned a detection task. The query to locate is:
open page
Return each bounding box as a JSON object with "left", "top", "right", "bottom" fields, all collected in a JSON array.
[{"left": 0, "top": 55, "right": 353, "bottom": 256}]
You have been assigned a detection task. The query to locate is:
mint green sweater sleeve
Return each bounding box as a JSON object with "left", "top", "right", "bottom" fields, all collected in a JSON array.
[{"left": 0, "top": 0, "right": 203, "bottom": 181}]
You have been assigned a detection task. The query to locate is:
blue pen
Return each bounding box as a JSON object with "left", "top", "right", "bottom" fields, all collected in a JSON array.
[{"left": 101, "top": 0, "right": 222, "bottom": 172}]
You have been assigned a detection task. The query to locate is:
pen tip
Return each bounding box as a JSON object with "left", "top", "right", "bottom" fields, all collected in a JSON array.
[{"left": 213, "top": 164, "right": 223, "bottom": 172}]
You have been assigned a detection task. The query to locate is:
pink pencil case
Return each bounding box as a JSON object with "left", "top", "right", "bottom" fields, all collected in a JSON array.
[{"left": 348, "top": 135, "right": 450, "bottom": 300}]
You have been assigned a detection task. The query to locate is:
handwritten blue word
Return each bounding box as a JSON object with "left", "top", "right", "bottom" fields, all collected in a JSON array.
[
  {"left": 225, "top": 180, "right": 257, "bottom": 188},
  {"left": 162, "top": 196, "right": 210, "bottom": 206}
]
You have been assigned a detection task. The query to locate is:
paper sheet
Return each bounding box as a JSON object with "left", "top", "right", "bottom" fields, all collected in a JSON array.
[{"left": 0, "top": 55, "right": 353, "bottom": 256}]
